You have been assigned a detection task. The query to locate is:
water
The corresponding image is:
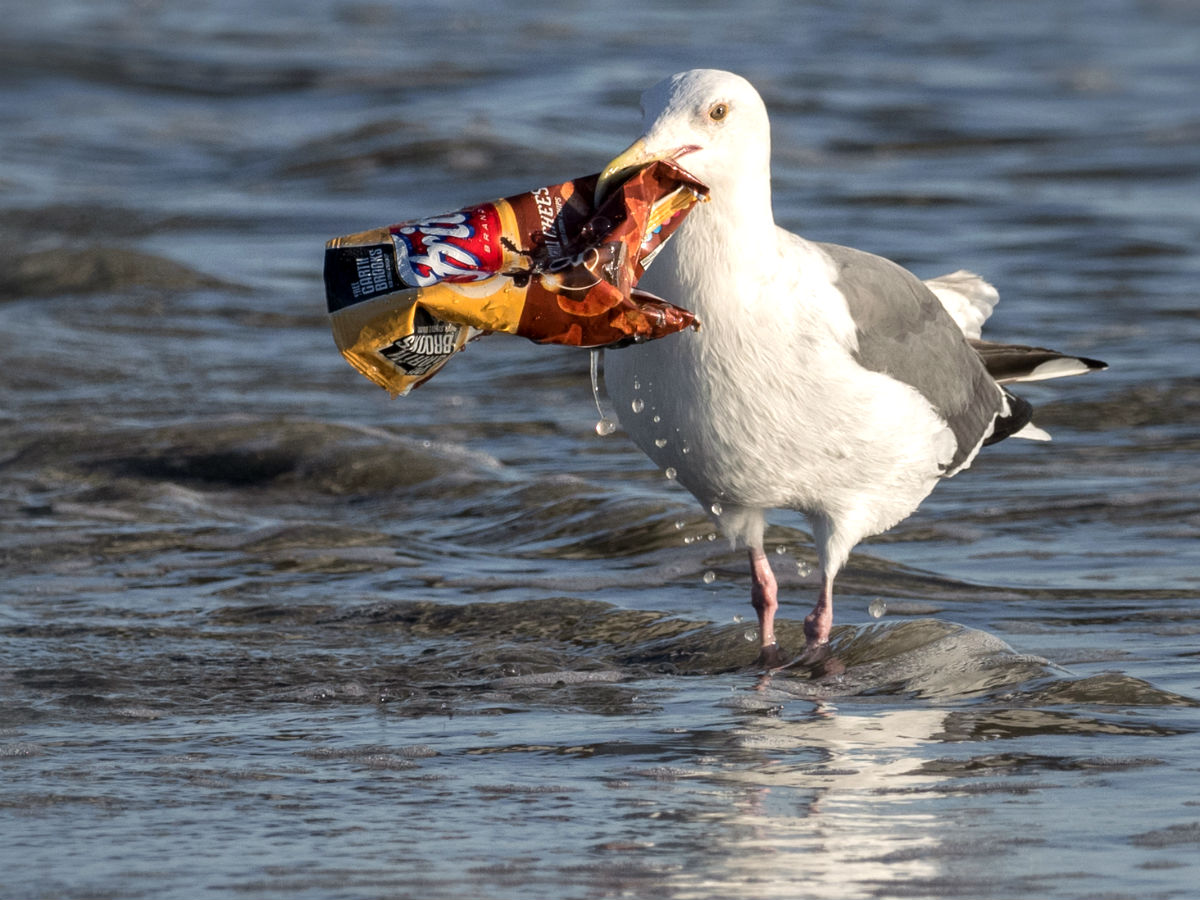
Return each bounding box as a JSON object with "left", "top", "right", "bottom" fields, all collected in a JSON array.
[{"left": 2, "top": 1, "right": 1200, "bottom": 897}]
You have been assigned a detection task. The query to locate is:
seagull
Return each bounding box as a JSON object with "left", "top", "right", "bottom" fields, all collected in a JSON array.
[{"left": 595, "top": 69, "right": 1105, "bottom": 668}]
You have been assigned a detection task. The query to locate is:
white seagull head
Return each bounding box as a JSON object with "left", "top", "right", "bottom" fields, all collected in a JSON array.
[{"left": 597, "top": 69, "right": 772, "bottom": 209}]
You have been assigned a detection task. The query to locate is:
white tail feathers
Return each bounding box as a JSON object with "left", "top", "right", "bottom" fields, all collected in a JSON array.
[
  {"left": 1012, "top": 421, "right": 1052, "bottom": 441},
  {"left": 924, "top": 270, "right": 1000, "bottom": 340}
]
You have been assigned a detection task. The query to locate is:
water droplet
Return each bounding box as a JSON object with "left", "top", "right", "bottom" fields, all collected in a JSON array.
[
  {"left": 702, "top": 570, "right": 716, "bottom": 585},
  {"left": 743, "top": 630, "right": 757, "bottom": 643},
  {"left": 654, "top": 437, "right": 668, "bottom": 448},
  {"left": 633, "top": 378, "right": 641, "bottom": 390},
  {"left": 710, "top": 502, "right": 723, "bottom": 516},
  {"left": 631, "top": 398, "right": 644, "bottom": 414},
  {"left": 869, "top": 598, "right": 887, "bottom": 619},
  {"left": 594, "top": 418, "right": 617, "bottom": 436},
  {"left": 681, "top": 444, "right": 691, "bottom": 454},
  {"left": 652, "top": 415, "right": 661, "bottom": 423},
  {"left": 706, "top": 532, "right": 717, "bottom": 542},
  {"left": 775, "top": 545, "right": 787, "bottom": 555},
  {"left": 732, "top": 614, "right": 744, "bottom": 624},
  {"left": 664, "top": 467, "right": 677, "bottom": 480},
  {"left": 589, "top": 350, "right": 608, "bottom": 419},
  {"left": 682, "top": 535, "right": 694, "bottom": 545},
  {"left": 796, "top": 561, "right": 812, "bottom": 578},
  {"left": 673, "top": 519, "right": 686, "bottom": 530}
]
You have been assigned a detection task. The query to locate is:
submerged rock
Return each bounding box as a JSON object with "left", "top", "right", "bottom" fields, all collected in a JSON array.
[{"left": 0, "top": 245, "right": 233, "bottom": 300}]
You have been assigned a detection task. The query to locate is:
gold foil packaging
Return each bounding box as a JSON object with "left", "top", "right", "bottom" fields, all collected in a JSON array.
[{"left": 325, "top": 161, "right": 707, "bottom": 395}]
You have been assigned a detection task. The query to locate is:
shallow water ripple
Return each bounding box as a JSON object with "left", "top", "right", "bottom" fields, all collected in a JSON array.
[{"left": 3, "top": 0, "right": 1200, "bottom": 898}]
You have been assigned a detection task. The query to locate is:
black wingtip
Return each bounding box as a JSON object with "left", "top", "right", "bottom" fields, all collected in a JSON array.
[{"left": 984, "top": 389, "right": 1034, "bottom": 446}]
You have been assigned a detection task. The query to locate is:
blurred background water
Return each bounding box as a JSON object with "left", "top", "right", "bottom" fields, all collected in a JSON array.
[{"left": 2, "top": 1, "right": 1199, "bottom": 898}]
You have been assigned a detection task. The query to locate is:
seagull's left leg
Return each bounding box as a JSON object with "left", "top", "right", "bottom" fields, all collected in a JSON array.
[
  {"left": 803, "top": 516, "right": 838, "bottom": 652},
  {"left": 749, "top": 547, "right": 786, "bottom": 668},
  {"left": 803, "top": 573, "right": 834, "bottom": 648}
]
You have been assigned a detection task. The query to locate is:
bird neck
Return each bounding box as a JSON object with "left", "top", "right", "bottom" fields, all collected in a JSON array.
[
  {"left": 663, "top": 173, "right": 779, "bottom": 310},
  {"left": 699, "top": 164, "right": 775, "bottom": 233}
]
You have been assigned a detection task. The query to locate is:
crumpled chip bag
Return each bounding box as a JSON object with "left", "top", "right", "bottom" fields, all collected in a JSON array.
[{"left": 324, "top": 160, "right": 707, "bottom": 395}]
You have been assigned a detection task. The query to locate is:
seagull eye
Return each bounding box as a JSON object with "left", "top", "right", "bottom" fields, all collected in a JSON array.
[{"left": 708, "top": 102, "right": 728, "bottom": 122}]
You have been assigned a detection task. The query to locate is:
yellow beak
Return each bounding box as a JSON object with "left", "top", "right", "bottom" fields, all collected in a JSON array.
[{"left": 595, "top": 137, "right": 661, "bottom": 206}]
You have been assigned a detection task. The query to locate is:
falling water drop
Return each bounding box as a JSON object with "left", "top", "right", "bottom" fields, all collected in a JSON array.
[
  {"left": 868, "top": 598, "right": 887, "bottom": 619},
  {"left": 652, "top": 415, "right": 661, "bottom": 423},
  {"left": 732, "top": 614, "right": 744, "bottom": 624},
  {"left": 796, "top": 561, "right": 812, "bottom": 578},
  {"left": 674, "top": 519, "right": 686, "bottom": 530},
  {"left": 589, "top": 350, "right": 604, "bottom": 410},
  {"left": 654, "top": 437, "right": 668, "bottom": 448},
  {"left": 631, "top": 398, "right": 644, "bottom": 414},
  {"left": 664, "top": 467, "right": 677, "bottom": 480},
  {"left": 710, "top": 502, "right": 723, "bottom": 516},
  {"left": 589, "top": 350, "right": 618, "bottom": 436},
  {"left": 702, "top": 570, "right": 716, "bottom": 585},
  {"left": 743, "top": 630, "right": 757, "bottom": 643},
  {"left": 775, "top": 545, "right": 787, "bottom": 555}
]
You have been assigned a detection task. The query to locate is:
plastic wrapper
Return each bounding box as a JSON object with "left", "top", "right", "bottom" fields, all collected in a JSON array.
[{"left": 324, "top": 160, "right": 707, "bottom": 395}]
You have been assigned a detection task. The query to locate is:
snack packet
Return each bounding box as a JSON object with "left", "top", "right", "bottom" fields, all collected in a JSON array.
[{"left": 324, "top": 160, "right": 707, "bottom": 395}]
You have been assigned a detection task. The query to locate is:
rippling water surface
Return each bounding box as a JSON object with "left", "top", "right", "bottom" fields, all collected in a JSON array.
[{"left": 3, "top": 2, "right": 1199, "bottom": 898}]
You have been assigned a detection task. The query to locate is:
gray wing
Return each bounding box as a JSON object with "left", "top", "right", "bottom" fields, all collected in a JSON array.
[{"left": 817, "top": 242, "right": 1003, "bottom": 472}]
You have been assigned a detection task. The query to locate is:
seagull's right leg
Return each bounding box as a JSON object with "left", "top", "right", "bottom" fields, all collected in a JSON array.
[{"left": 749, "top": 547, "right": 786, "bottom": 668}]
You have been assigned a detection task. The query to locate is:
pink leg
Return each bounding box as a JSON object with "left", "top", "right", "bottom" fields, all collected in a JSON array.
[
  {"left": 804, "top": 574, "right": 834, "bottom": 648},
  {"left": 748, "top": 548, "right": 785, "bottom": 668}
]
